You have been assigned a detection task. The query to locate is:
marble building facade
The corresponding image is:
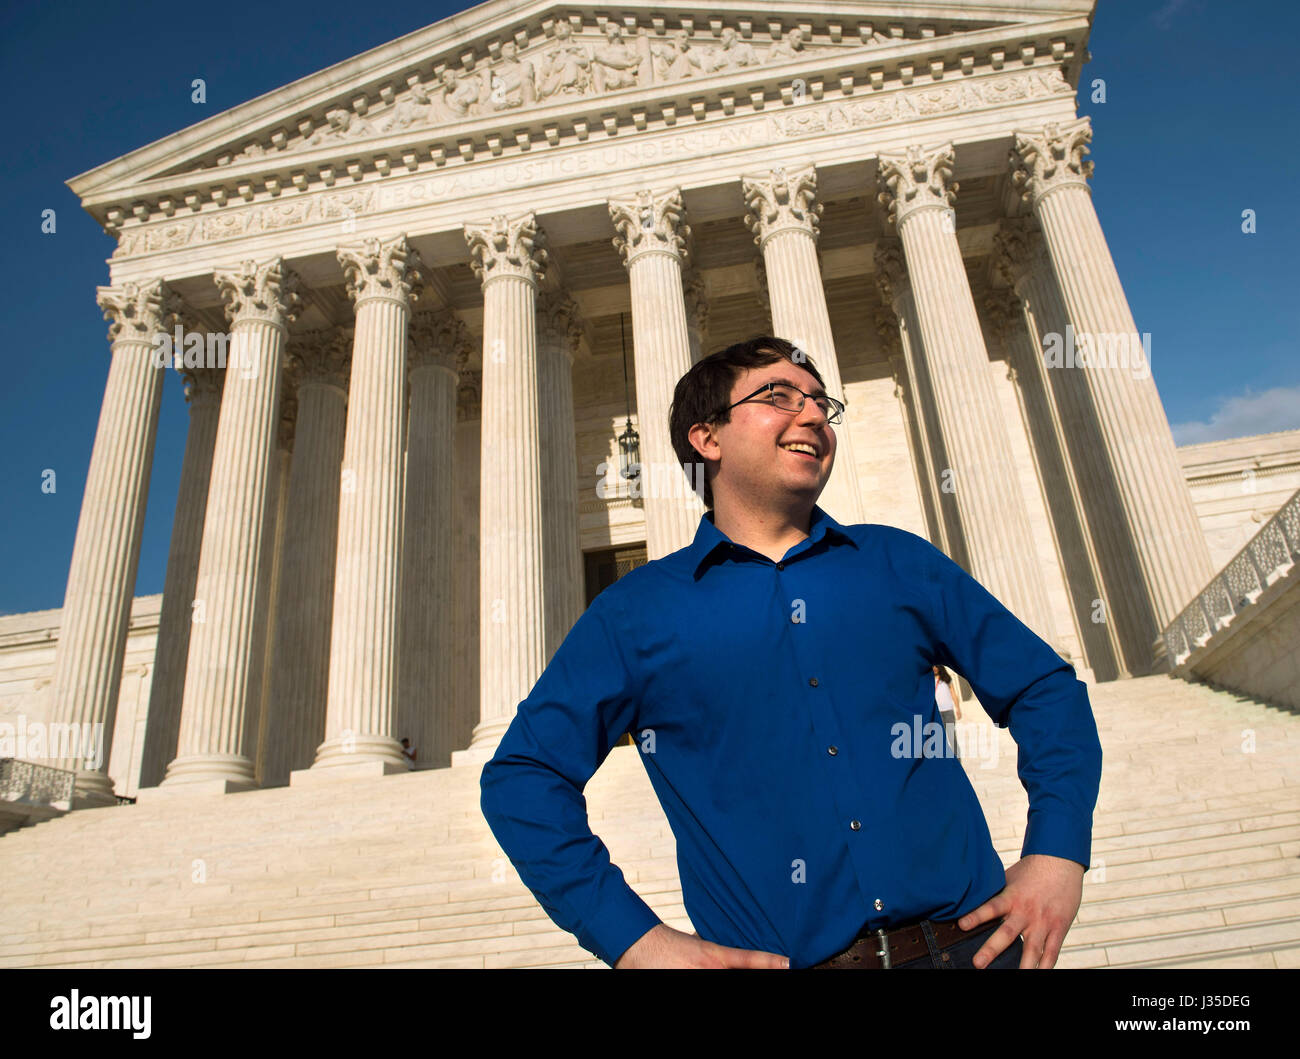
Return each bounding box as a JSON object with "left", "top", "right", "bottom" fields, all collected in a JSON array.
[{"left": 27, "top": 0, "right": 1231, "bottom": 806}]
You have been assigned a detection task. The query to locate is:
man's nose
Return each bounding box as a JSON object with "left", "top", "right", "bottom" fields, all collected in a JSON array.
[{"left": 797, "top": 397, "right": 830, "bottom": 428}]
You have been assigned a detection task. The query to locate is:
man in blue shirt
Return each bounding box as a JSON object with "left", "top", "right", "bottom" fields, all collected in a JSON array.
[{"left": 480, "top": 335, "right": 1102, "bottom": 970}]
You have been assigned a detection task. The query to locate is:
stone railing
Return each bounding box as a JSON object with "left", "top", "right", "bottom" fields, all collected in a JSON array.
[
  {"left": 1162, "top": 488, "right": 1300, "bottom": 666},
  {"left": 0, "top": 757, "right": 76, "bottom": 810}
]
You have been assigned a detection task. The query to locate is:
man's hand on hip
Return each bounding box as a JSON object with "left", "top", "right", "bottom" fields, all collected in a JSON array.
[
  {"left": 956, "top": 853, "right": 1085, "bottom": 969},
  {"left": 614, "top": 924, "right": 790, "bottom": 969}
]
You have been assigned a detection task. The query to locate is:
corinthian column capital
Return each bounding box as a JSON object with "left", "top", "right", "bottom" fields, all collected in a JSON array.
[
  {"left": 876, "top": 314, "right": 902, "bottom": 358},
  {"left": 1010, "top": 117, "right": 1095, "bottom": 208},
  {"left": 180, "top": 365, "right": 225, "bottom": 406},
  {"left": 408, "top": 308, "right": 472, "bottom": 373},
  {"left": 535, "top": 291, "right": 584, "bottom": 359},
  {"left": 287, "top": 326, "right": 353, "bottom": 391},
  {"left": 609, "top": 187, "right": 690, "bottom": 267},
  {"left": 742, "top": 163, "right": 822, "bottom": 245},
  {"left": 991, "top": 217, "right": 1045, "bottom": 289},
  {"left": 277, "top": 388, "right": 299, "bottom": 452},
  {"left": 872, "top": 237, "right": 909, "bottom": 307},
  {"left": 457, "top": 370, "right": 482, "bottom": 421},
  {"left": 982, "top": 288, "right": 1023, "bottom": 344},
  {"left": 887, "top": 353, "right": 907, "bottom": 397},
  {"left": 682, "top": 268, "right": 710, "bottom": 333},
  {"left": 464, "top": 213, "right": 547, "bottom": 287},
  {"left": 877, "top": 143, "right": 957, "bottom": 230},
  {"left": 96, "top": 279, "right": 182, "bottom": 344},
  {"left": 214, "top": 258, "right": 303, "bottom": 330},
  {"left": 338, "top": 235, "right": 425, "bottom": 309}
]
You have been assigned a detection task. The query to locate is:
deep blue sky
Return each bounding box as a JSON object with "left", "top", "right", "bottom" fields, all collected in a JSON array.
[{"left": 1, "top": 0, "right": 1297, "bottom": 615}]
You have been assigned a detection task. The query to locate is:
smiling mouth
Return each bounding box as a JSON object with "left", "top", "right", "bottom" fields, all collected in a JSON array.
[{"left": 780, "top": 443, "right": 820, "bottom": 461}]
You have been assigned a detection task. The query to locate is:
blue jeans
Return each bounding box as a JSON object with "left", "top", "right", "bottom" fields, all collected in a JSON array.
[{"left": 893, "top": 918, "right": 1024, "bottom": 969}]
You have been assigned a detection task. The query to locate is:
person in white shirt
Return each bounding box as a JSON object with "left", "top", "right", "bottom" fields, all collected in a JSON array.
[{"left": 934, "top": 664, "right": 962, "bottom": 761}]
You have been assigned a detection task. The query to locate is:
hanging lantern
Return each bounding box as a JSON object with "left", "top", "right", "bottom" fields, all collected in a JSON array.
[
  {"left": 615, "top": 312, "right": 640, "bottom": 481},
  {"left": 618, "top": 415, "right": 641, "bottom": 481}
]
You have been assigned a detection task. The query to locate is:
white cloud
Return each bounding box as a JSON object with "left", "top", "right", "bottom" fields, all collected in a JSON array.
[
  {"left": 1150, "top": 0, "right": 1198, "bottom": 29},
  {"left": 1171, "top": 385, "right": 1300, "bottom": 446}
]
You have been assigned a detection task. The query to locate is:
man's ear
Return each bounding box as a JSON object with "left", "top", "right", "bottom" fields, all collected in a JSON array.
[{"left": 688, "top": 420, "right": 719, "bottom": 461}]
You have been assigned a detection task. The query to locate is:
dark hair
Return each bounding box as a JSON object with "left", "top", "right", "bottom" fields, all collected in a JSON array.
[{"left": 668, "top": 335, "right": 826, "bottom": 509}]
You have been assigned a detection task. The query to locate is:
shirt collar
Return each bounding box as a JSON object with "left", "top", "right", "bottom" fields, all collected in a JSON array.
[{"left": 686, "top": 503, "right": 858, "bottom": 579}]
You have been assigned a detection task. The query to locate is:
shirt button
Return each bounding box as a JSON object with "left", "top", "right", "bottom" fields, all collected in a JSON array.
[
  {"left": 809, "top": 677, "right": 819, "bottom": 687},
  {"left": 850, "top": 820, "right": 861, "bottom": 831},
  {"left": 827, "top": 746, "right": 838, "bottom": 756},
  {"left": 776, "top": 562, "right": 785, "bottom": 570},
  {"left": 874, "top": 898, "right": 884, "bottom": 911}
]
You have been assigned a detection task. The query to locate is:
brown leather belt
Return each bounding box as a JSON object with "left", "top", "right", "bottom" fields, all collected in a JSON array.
[{"left": 810, "top": 917, "right": 992, "bottom": 969}]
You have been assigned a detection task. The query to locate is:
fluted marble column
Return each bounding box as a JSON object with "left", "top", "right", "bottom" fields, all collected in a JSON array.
[
  {"left": 993, "top": 216, "right": 1128, "bottom": 680},
  {"left": 397, "top": 310, "right": 466, "bottom": 769},
  {"left": 609, "top": 188, "right": 706, "bottom": 559},
  {"left": 461, "top": 213, "right": 548, "bottom": 755},
  {"left": 880, "top": 329, "right": 943, "bottom": 549},
  {"left": 982, "top": 291, "right": 1085, "bottom": 667},
  {"left": 991, "top": 223, "right": 1126, "bottom": 681},
  {"left": 743, "top": 164, "right": 864, "bottom": 525},
  {"left": 139, "top": 365, "right": 223, "bottom": 789},
  {"left": 314, "top": 236, "right": 424, "bottom": 771},
  {"left": 1010, "top": 118, "right": 1214, "bottom": 670},
  {"left": 258, "top": 329, "right": 351, "bottom": 785},
  {"left": 877, "top": 143, "right": 1056, "bottom": 645},
  {"left": 874, "top": 240, "right": 958, "bottom": 557},
  {"left": 536, "top": 290, "right": 586, "bottom": 660},
  {"left": 252, "top": 399, "right": 294, "bottom": 782},
  {"left": 49, "top": 280, "right": 178, "bottom": 805},
  {"left": 452, "top": 382, "right": 482, "bottom": 760},
  {"left": 165, "top": 259, "right": 300, "bottom": 789}
]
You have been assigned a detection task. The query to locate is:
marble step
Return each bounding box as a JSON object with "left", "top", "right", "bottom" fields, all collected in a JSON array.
[
  {"left": 9, "top": 860, "right": 1298, "bottom": 963},
  {"left": 2, "top": 676, "right": 1296, "bottom": 968}
]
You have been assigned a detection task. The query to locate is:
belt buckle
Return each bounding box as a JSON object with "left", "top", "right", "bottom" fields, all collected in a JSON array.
[{"left": 874, "top": 928, "right": 892, "bottom": 969}]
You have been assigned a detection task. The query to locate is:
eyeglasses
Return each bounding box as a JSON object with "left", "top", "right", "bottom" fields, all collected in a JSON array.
[{"left": 723, "top": 382, "right": 845, "bottom": 425}]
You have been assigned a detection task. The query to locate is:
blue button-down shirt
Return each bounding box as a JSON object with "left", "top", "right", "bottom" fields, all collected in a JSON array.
[{"left": 480, "top": 505, "right": 1102, "bottom": 968}]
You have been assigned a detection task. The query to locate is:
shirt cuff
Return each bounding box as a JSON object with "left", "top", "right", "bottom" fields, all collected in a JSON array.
[
  {"left": 1021, "top": 808, "right": 1093, "bottom": 871},
  {"left": 578, "top": 888, "right": 664, "bottom": 968}
]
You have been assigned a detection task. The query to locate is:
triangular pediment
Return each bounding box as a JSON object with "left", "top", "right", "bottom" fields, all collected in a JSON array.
[{"left": 69, "top": 0, "right": 1094, "bottom": 228}]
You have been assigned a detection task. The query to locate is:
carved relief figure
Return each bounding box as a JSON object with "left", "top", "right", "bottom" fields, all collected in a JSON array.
[
  {"left": 488, "top": 41, "right": 537, "bottom": 109},
  {"left": 652, "top": 29, "right": 701, "bottom": 81},
  {"left": 538, "top": 20, "right": 591, "bottom": 98},
  {"left": 591, "top": 23, "right": 640, "bottom": 93},
  {"left": 432, "top": 67, "right": 487, "bottom": 122},
  {"left": 308, "top": 107, "right": 376, "bottom": 145},
  {"left": 385, "top": 82, "right": 434, "bottom": 131},
  {"left": 699, "top": 27, "right": 759, "bottom": 74},
  {"left": 769, "top": 27, "right": 807, "bottom": 61}
]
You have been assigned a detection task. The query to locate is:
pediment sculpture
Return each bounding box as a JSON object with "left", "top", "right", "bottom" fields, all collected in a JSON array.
[{"left": 219, "top": 21, "right": 915, "bottom": 166}]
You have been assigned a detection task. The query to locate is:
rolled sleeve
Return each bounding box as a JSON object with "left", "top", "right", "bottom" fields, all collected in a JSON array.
[
  {"left": 479, "top": 590, "right": 662, "bottom": 966},
  {"left": 922, "top": 541, "right": 1103, "bottom": 870}
]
